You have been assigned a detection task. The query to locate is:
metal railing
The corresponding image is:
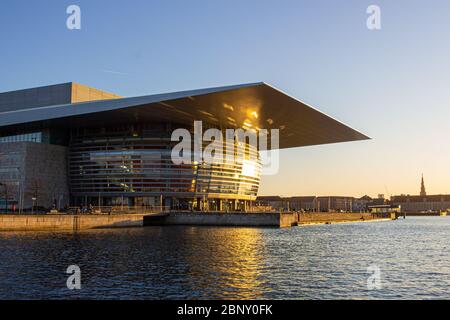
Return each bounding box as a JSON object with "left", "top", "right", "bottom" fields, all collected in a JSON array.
[{"left": 67, "top": 205, "right": 171, "bottom": 215}]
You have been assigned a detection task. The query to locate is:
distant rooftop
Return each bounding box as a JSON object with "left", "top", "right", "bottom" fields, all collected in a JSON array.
[{"left": 392, "top": 194, "right": 450, "bottom": 202}]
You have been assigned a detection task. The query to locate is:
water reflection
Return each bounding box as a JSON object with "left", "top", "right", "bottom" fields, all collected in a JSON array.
[
  {"left": 0, "top": 227, "right": 270, "bottom": 299},
  {"left": 180, "top": 227, "right": 267, "bottom": 299}
]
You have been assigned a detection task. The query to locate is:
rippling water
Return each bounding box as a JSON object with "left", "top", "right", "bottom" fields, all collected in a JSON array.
[{"left": 0, "top": 217, "right": 449, "bottom": 299}]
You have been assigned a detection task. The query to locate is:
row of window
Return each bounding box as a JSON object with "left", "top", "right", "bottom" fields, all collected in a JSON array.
[
  {"left": 0, "top": 132, "right": 42, "bottom": 143},
  {"left": 69, "top": 134, "right": 261, "bottom": 198}
]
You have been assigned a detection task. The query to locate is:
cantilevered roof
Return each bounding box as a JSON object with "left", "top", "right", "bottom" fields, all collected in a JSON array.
[{"left": 0, "top": 82, "right": 369, "bottom": 149}]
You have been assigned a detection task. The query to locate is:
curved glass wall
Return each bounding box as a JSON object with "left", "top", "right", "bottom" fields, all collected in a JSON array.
[{"left": 68, "top": 123, "right": 261, "bottom": 209}]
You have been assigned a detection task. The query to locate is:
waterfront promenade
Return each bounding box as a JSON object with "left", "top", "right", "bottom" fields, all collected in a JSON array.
[
  {"left": 0, "top": 214, "right": 146, "bottom": 232},
  {"left": 0, "top": 211, "right": 396, "bottom": 231},
  {"left": 144, "top": 211, "right": 395, "bottom": 228}
]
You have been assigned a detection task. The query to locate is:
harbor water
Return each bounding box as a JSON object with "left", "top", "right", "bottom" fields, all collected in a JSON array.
[{"left": 0, "top": 217, "right": 448, "bottom": 299}]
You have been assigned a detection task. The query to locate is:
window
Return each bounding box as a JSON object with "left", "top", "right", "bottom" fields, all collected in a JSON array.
[{"left": 0, "top": 132, "right": 42, "bottom": 143}]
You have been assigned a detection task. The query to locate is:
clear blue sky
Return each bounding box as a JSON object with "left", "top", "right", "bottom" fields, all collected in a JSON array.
[{"left": 1, "top": 0, "right": 449, "bottom": 197}]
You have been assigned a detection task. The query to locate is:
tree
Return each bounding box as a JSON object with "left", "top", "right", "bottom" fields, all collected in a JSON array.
[{"left": 28, "top": 178, "right": 43, "bottom": 212}]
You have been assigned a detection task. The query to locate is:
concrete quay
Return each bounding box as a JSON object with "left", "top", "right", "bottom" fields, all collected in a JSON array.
[
  {"left": 0, "top": 212, "right": 397, "bottom": 232},
  {"left": 0, "top": 214, "right": 145, "bottom": 232},
  {"left": 401, "top": 212, "right": 447, "bottom": 217},
  {"left": 297, "top": 212, "right": 396, "bottom": 225},
  {"left": 144, "top": 212, "right": 396, "bottom": 228}
]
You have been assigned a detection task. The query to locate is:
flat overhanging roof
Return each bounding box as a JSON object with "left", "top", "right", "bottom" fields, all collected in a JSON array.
[{"left": 0, "top": 82, "right": 369, "bottom": 149}]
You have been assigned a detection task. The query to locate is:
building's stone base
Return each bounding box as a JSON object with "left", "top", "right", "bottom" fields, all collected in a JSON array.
[
  {"left": 297, "top": 212, "right": 395, "bottom": 225},
  {"left": 0, "top": 142, "right": 69, "bottom": 210}
]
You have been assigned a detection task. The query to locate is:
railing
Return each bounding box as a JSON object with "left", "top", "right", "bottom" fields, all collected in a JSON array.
[
  {"left": 8, "top": 206, "right": 396, "bottom": 216},
  {"left": 67, "top": 205, "right": 171, "bottom": 215}
]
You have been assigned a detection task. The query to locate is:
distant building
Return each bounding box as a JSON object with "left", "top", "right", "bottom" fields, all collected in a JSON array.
[
  {"left": 254, "top": 196, "right": 318, "bottom": 211},
  {"left": 288, "top": 196, "right": 317, "bottom": 211},
  {"left": 257, "top": 195, "right": 360, "bottom": 212},
  {"left": 256, "top": 194, "right": 397, "bottom": 212},
  {"left": 316, "top": 196, "right": 354, "bottom": 212},
  {"left": 368, "top": 204, "right": 401, "bottom": 214},
  {"left": 391, "top": 195, "right": 450, "bottom": 213},
  {"left": 420, "top": 174, "right": 427, "bottom": 197},
  {"left": 391, "top": 175, "right": 450, "bottom": 213},
  {"left": 255, "top": 196, "right": 284, "bottom": 211},
  {"left": 370, "top": 194, "right": 388, "bottom": 206},
  {"left": 352, "top": 195, "right": 372, "bottom": 212}
]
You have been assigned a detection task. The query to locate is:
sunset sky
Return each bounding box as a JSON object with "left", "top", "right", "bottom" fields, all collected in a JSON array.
[{"left": 1, "top": 0, "right": 449, "bottom": 197}]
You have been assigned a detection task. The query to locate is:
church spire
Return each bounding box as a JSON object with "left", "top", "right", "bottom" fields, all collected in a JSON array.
[{"left": 420, "top": 174, "right": 426, "bottom": 196}]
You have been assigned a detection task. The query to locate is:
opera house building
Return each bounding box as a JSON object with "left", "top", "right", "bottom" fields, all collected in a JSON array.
[{"left": 0, "top": 82, "right": 368, "bottom": 212}]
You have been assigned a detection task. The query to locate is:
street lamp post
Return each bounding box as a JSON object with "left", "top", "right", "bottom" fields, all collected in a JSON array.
[{"left": 31, "top": 197, "right": 37, "bottom": 215}]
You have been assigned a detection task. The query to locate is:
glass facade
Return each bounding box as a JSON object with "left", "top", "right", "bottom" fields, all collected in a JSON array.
[
  {"left": 0, "top": 132, "right": 42, "bottom": 143},
  {"left": 68, "top": 123, "right": 261, "bottom": 210}
]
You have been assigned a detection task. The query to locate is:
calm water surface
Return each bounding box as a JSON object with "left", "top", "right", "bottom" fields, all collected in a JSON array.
[{"left": 0, "top": 217, "right": 449, "bottom": 299}]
